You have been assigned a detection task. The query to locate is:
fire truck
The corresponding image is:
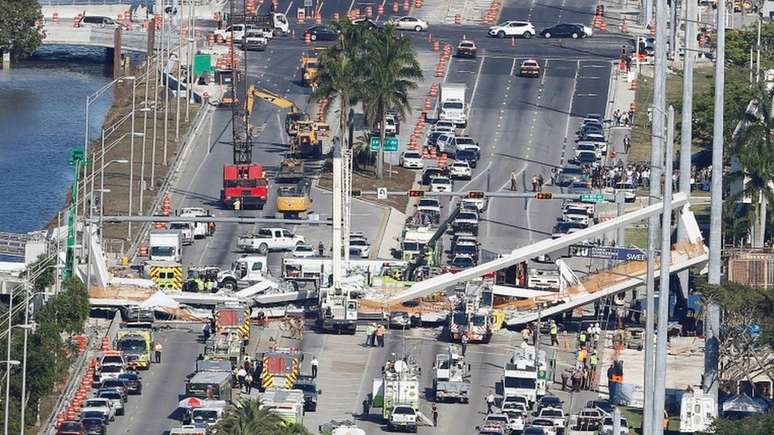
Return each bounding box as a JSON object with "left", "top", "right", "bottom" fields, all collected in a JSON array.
[{"left": 257, "top": 347, "right": 302, "bottom": 391}]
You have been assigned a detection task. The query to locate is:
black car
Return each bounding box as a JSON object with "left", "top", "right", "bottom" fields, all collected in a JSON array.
[
  {"left": 537, "top": 394, "right": 564, "bottom": 412},
  {"left": 293, "top": 375, "right": 321, "bottom": 412},
  {"left": 304, "top": 25, "right": 338, "bottom": 41},
  {"left": 586, "top": 399, "right": 617, "bottom": 415},
  {"left": 455, "top": 149, "right": 478, "bottom": 168},
  {"left": 81, "top": 417, "right": 106, "bottom": 435},
  {"left": 80, "top": 410, "right": 108, "bottom": 426},
  {"left": 452, "top": 242, "right": 479, "bottom": 262},
  {"left": 421, "top": 167, "right": 447, "bottom": 185},
  {"left": 99, "top": 379, "right": 128, "bottom": 401},
  {"left": 352, "top": 18, "right": 381, "bottom": 29},
  {"left": 426, "top": 131, "right": 443, "bottom": 148},
  {"left": 578, "top": 124, "right": 604, "bottom": 137},
  {"left": 118, "top": 373, "right": 142, "bottom": 394},
  {"left": 540, "top": 23, "right": 586, "bottom": 39}
]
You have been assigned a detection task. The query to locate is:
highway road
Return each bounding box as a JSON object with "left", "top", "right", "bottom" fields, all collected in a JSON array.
[{"left": 113, "top": 0, "right": 622, "bottom": 431}]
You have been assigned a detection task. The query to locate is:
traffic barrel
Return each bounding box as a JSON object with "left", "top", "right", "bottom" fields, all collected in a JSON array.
[
  {"left": 430, "top": 147, "right": 437, "bottom": 159},
  {"left": 366, "top": 6, "right": 373, "bottom": 16},
  {"left": 423, "top": 97, "right": 431, "bottom": 111},
  {"left": 432, "top": 40, "right": 440, "bottom": 51},
  {"left": 511, "top": 37, "right": 516, "bottom": 47},
  {"left": 333, "top": 12, "right": 340, "bottom": 21},
  {"left": 422, "top": 147, "right": 430, "bottom": 159},
  {"left": 630, "top": 101, "right": 637, "bottom": 113},
  {"left": 620, "top": 18, "right": 628, "bottom": 33},
  {"left": 600, "top": 20, "right": 607, "bottom": 32},
  {"left": 415, "top": 0, "right": 422, "bottom": 8},
  {"left": 305, "top": 32, "right": 312, "bottom": 44},
  {"left": 650, "top": 21, "right": 656, "bottom": 36},
  {"left": 630, "top": 79, "right": 638, "bottom": 90},
  {"left": 455, "top": 14, "right": 461, "bottom": 24},
  {"left": 402, "top": 0, "right": 410, "bottom": 12},
  {"left": 392, "top": 1, "right": 399, "bottom": 12},
  {"left": 139, "top": 242, "right": 148, "bottom": 257},
  {"left": 315, "top": 13, "right": 322, "bottom": 24},
  {"left": 53, "top": 12, "right": 60, "bottom": 23}
]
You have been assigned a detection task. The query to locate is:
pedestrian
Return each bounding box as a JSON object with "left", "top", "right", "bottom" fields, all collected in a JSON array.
[
  {"left": 237, "top": 367, "right": 247, "bottom": 390},
  {"left": 202, "top": 323, "right": 211, "bottom": 342},
  {"left": 244, "top": 358, "right": 252, "bottom": 373},
  {"left": 461, "top": 332, "right": 468, "bottom": 356},
  {"left": 571, "top": 370, "right": 581, "bottom": 392},
  {"left": 311, "top": 356, "right": 319, "bottom": 378},
  {"left": 485, "top": 393, "right": 495, "bottom": 414},
  {"left": 245, "top": 373, "right": 253, "bottom": 393},
  {"left": 521, "top": 326, "right": 531, "bottom": 342},
  {"left": 578, "top": 329, "right": 587, "bottom": 348},
  {"left": 537, "top": 174, "right": 544, "bottom": 192},
  {"left": 432, "top": 403, "right": 439, "bottom": 426},
  {"left": 581, "top": 366, "right": 589, "bottom": 390},
  {"left": 318, "top": 240, "right": 324, "bottom": 257},
  {"left": 589, "top": 350, "right": 599, "bottom": 386},
  {"left": 511, "top": 170, "right": 518, "bottom": 191},
  {"left": 623, "top": 135, "right": 631, "bottom": 153},
  {"left": 365, "top": 323, "right": 375, "bottom": 346},
  {"left": 561, "top": 370, "right": 568, "bottom": 391},
  {"left": 550, "top": 320, "right": 559, "bottom": 346},
  {"left": 531, "top": 175, "right": 539, "bottom": 192},
  {"left": 154, "top": 341, "right": 163, "bottom": 363},
  {"left": 362, "top": 398, "right": 370, "bottom": 416},
  {"left": 376, "top": 324, "right": 385, "bottom": 347}
]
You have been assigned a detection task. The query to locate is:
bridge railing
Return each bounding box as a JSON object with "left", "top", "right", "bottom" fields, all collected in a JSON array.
[{"left": 39, "top": 0, "right": 209, "bottom": 5}]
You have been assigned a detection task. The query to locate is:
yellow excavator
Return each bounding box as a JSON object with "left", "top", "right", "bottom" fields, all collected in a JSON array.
[
  {"left": 300, "top": 48, "right": 325, "bottom": 88},
  {"left": 244, "top": 85, "right": 329, "bottom": 146}
]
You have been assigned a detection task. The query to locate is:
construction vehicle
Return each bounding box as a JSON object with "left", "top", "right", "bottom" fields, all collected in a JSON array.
[
  {"left": 448, "top": 281, "right": 495, "bottom": 343},
  {"left": 216, "top": 255, "right": 269, "bottom": 290},
  {"left": 213, "top": 303, "right": 252, "bottom": 341},
  {"left": 257, "top": 347, "right": 302, "bottom": 391},
  {"left": 220, "top": 163, "right": 269, "bottom": 209},
  {"left": 146, "top": 261, "right": 184, "bottom": 291},
  {"left": 178, "top": 207, "right": 213, "bottom": 239},
  {"left": 299, "top": 48, "right": 325, "bottom": 87},
  {"left": 259, "top": 388, "right": 305, "bottom": 425},
  {"left": 275, "top": 159, "right": 305, "bottom": 184},
  {"left": 276, "top": 181, "right": 313, "bottom": 219},
  {"left": 372, "top": 357, "right": 425, "bottom": 432},
  {"left": 433, "top": 344, "right": 471, "bottom": 403},
  {"left": 115, "top": 329, "right": 153, "bottom": 370},
  {"left": 317, "top": 288, "right": 358, "bottom": 334}
]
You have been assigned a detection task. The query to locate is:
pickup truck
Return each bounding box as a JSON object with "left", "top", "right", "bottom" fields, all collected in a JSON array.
[
  {"left": 169, "top": 221, "right": 195, "bottom": 245},
  {"left": 388, "top": 405, "right": 418, "bottom": 432},
  {"left": 536, "top": 407, "right": 566, "bottom": 434},
  {"left": 237, "top": 228, "right": 305, "bottom": 254}
]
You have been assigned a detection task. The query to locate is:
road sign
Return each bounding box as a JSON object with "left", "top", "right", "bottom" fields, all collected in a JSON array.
[
  {"left": 580, "top": 193, "right": 605, "bottom": 203},
  {"left": 369, "top": 136, "right": 400, "bottom": 152},
  {"left": 377, "top": 187, "right": 388, "bottom": 200},
  {"left": 569, "top": 244, "right": 648, "bottom": 261}
]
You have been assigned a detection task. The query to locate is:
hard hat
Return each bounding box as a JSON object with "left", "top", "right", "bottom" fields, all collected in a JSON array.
[{"left": 595, "top": 323, "right": 600, "bottom": 328}]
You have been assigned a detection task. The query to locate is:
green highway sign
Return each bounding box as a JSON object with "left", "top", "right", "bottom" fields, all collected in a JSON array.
[
  {"left": 580, "top": 193, "right": 605, "bottom": 203},
  {"left": 369, "top": 136, "right": 400, "bottom": 152}
]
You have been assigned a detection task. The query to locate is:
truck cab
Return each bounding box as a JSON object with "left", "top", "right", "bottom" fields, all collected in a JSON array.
[
  {"left": 149, "top": 230, "right": 182, "bottom": 262},
  {"left": 179, "top": 207, "right": 212, "bottom": 239},
  {"left": 217, "top": 255, "right": 269, "bottom": 290},
  {"left": 169, "top": 221, "right": 195, "bottom": 245},
  {"left": 438, "top": 83, "right": 468, "bottom": 127}
]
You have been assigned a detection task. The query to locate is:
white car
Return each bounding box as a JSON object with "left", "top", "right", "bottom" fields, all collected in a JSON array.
[
  {"left": 603, "top": 182, "right": 637, "bottom": 203},
  {"left": 292, "top": 243, "right": 317, "bottom": 258},
  {"left": 600, "top": 416, "right": 629, "bottom": 435},
  {"left": 575, "top": 143, "right": 601, "bottom": 159},
  {"left": 385, "top": 115, "right": 398, "bottom": 135},
  {"left": 488, "top": 21, "right": 535, "bottom": 38},
  {"left": 389, "top": 16, "right": 428, "bottom": 32},
  {"left": 430, "top": 176, "right": 453, "bottom": 192},
  {"left": 349, "top": 239, "right": 370, "bottom": 258},
  {"left": 82, "top": 398, "right": 115, "bottom": 421},
  {"left": 433, "top": 120, "right": 456, "bottom": 133},
  {"left": 417, "top": 198, "right": 442, "bottom": 215},
  {"left": 214, "top": 24, "right": 252, "bottom": 42},
  {"left": 449, "top": 161, "right": 472, "bottom": 180},
  {"left": 400, "top": 151, "right": 424, "bottom": 169}
]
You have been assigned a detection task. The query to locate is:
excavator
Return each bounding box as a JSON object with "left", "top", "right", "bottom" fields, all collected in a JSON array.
[{"left": 299, "top": 48, "right": 325, "bottom": 88}]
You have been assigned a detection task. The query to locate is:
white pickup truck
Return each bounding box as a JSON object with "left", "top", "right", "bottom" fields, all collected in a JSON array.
[{"left": 237, "top": 228, "right": 305, "bottom": 254}]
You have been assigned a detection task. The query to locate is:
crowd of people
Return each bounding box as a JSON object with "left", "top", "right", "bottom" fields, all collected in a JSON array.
[
  {"left": 575, "top": 160, "right": 712, "bottom": 193},
  {"left": 560, "top": 323, "right": 603, "bottom": 393}
]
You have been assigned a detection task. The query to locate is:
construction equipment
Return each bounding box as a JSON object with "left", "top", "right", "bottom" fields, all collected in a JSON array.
[
  {"left": 433, "top": 344, "right": 471, "bottom": 403},
  {"left": 317, "top": 288, "right": 358, "bottom": 334},
  {"left": 276, "top": 181, "right": 313, "bottom": 219},
  {"left": 220, "top": 163, "right": 269, "bottom": 209},
  {"left": 299, "top": 48, "right": 325, "bottom": 88}
]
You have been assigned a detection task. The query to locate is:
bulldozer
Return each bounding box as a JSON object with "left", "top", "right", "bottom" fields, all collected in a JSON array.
[{"left": 300, "top": 48, "right": 325, "bottom": 88}]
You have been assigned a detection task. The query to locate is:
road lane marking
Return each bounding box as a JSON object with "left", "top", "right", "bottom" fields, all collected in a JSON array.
[{"left": 467, "top": 56, "right": 486, "bottom": 111}]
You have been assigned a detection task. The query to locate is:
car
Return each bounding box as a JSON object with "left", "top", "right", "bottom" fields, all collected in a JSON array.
[
  {"left": 79, "top": 409, "right": 109, "bottom": 426},
  {"left": 242, "top": 29, "right": 268, "bottom": 51},
  {"left": 449, "top": 161, "right": 472, "bottom": 180},
  {"left": 563, "top": 204, "right": 594, "bottom": 225},
  {"left": 56, "top": 421, "right": 86, "bottom": 435},
  {"left": 80, "top": 418, "right": 106, "bottom": 435},
  {"left": 600, "top": 416, "right": 629, "bottom": 435},
  {"left": 453, "top": 137, "right": 481, "bottom": 158},
  {"left": 579, "top": 117, "right": 604, "bottom": 130},
  {"left": 456, "top": 39, "right": 478, "bottom": 58},
  {"left": 603, "top": 182, "right": 637, "bottom": 203},
  {"left": 488, "top": 20, "right": 536, "bottom": 38},
  {"left": 502, "top": 394, "right": 529, "bottom": 411},
  {"left": 349, "top": 232, "right": 368, "bottom": 242},
  {"left": 552, "top": 221, "right": 586, "bottom": 238},
  {"left": 293, "top": 375, "right": 321, "bottom": 412},
  {"left": 572, "top": 22, "right": 594, "bottom": 37},
  {"left": 576, "top": 149, "right": 599, "bottom": 165},
  {"left": 567, "top": 180, "right": 592, "bottom": 195},
  {"left": 97, "top": 389, "right": 125, "bottom": 415},
  {"left": 349, "top": 239, "right": 370, "bottom": 258},
  {"left": 578, "top": 139, "right": 608, "bottom": 156},
  {"left": 304, "top": 25, "right": 337, "bottom": 41},
  {"left": 452, "top": 211, "right": 479, "bottom": 234},
  {"left": 523, "top": 427, "right": 547, "bottom": 435},
  {"left": 585, "top": 113, "right": 604, "bottom": 122},
  {"left": 388, "top": 311, "right": 413, "bottom": 329},
  {"left": 537, "top": 394, "right": 564, "bottom": 411},
  {"left": 540, "top": 23, "right": 586, "bottom": 39},
  {"left": 575, "top": 143, "right": 601, "bottom": 159},
  {"left": 351, "top": 17, "right": 380, "bottom": 29},
  {"left": 79, "top": 16, "right": 119, "bottom": 28},
  {"left": 452, "top": 241, "right": 479, "bottom": 262},
  {"left": 99, "top": 379, "right": 128, "bottom": 401},
  {"left": 433, "top": 120, "right": 457, "bottom": 134},
  {"left": 520, "top": 59, "right": 541, "bottom": 77},
  {"left": 95, "top": 364, "right": 124, "bottom": 383},
  {"left": 430, "top": 176, "right": 452, "bottom": 192},
  {"left": 535, "top": 407, "right": 566, "bottom": 431},
  {"left": 385, "top": 115, "right": 398, "bottom": 135},
  {"left": 579, "top": 132, "right": 606, "bottom": 143},
  {"left": 388, "top": 16, "right": 428, "bottom": 31},
  {"left": 82, "top": 398, "right": 115, "bottom": 421},
  {"left": 426, "top": 131, "right": 444, "bottom": 148},
  {"left": 574, "top": 407, "right": 605, "bottom": 431},
  {"left": 400, "top": 151, "right": 424, "bottom": 169},
  {"left": 455, "top": 149, "right": 478, "bottom": 168},
  {"left": 556, "top": 165, "right": 585, "bottom": 187},
  {"left": 578, "top": 123, "right": 604, "bottom": 137},
  {"left": 449, "top": 254, "right": 476, "bottom": 270},
  {"left": 586, "top": 399, "right": 617, "bottom": 416},
  {"left": 117, "top": 372, "right": 142, "bottom": 395},
  {"left": 417, "top": 198, "right": 442, "bottom": 214},
  {"left": 292, "top": 243, "right": 317, "bottom": 258},
  {"left": 529, "top": 418, "right": 557, "bottom": 435},
  {"left": 484, "top": 413, "right": 519, "bottom": 432},
  {"left": 421, "top": 167, "right": 447, "bottom": 185}
]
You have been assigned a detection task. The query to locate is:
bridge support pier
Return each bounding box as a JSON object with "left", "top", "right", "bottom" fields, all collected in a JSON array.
[{"left": 1, "top": 51, "right": 10, "bottom": 70}]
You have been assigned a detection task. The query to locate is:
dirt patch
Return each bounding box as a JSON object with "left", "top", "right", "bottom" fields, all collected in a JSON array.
[{"left": 318, "top": 165, "right": 418, "bottom": 212}]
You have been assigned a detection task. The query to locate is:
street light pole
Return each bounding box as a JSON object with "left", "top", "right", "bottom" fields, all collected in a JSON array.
[
  {"left": 128, "top": 77, "right": 137, "bottom": 241},
  {"left": 19, "top": 281, "right": 30, "bottom": 435},
  {"left": 704, "top": 0, "right": 725, "bottom": 401},
  {"left": 4, "top": 290, "right": 13, "bottom": 435}
]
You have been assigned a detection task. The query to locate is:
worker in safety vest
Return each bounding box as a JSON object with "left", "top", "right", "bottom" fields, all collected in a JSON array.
[
  {"left": 424, "top": 248, "right": 434, "bottom": 266},
  {"left": 550, "top": 320, "right": 559, "bottom": 346},
  {"left": 234, "top": 199, "right": 241, "bottom": 210},
  {"left": 196, "top": 278, "right": 205, "bottom": 292},
  {"left": 579, "top": 329, "right": 587, "bottom": 347},
  {"left": 589, "top": 350, "right": 599, "bottom": 386}
]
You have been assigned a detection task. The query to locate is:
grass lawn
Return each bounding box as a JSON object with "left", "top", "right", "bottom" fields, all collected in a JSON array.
[
  {"left": 629, "top": 65, "right": 715, "bottom": 163},
  {"left": 620, "top": 405, "right": 683, "bottom": 434},
  {"left": 318, "top": 164, "right": 417, "bottom": 213},
  {"left": 625, "top": 226, "right": 649, "bottom": 249}
]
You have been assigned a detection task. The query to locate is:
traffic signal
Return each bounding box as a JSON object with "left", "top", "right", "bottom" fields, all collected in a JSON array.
[
  {"left": 408, "top": 190, "right": 425, "bottom": 198},
  {"left": 535, "top": 192, "right": 553, "bottom": 199},
  {"left": 467, "top": 191, "right": 485, "bottom": 199}
]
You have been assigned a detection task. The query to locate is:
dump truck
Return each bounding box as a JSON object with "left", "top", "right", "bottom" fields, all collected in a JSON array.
[
  {"left": 300, "top": 49, "right": 324, "bottom": 87},
  {"left": 115, "top": 329, "right": 153, "bottom": 370},
  {"left": 276, "top": 181, "right": 312, "bottom": 219},
  {"left": 259, "top": 388, "right": 305, "bottom": 425},
  {"left": 257, "top": 348, "right": 302, "bottom": 391},
  {"left": 433, "top": 344, "right": 471, "bottom": 403}
]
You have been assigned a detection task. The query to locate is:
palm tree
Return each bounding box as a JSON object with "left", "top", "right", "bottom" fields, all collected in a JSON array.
[
  {"left": 726, "top": 85, "right": 774, "bottom": 247},
  {"left": 361, "top": 26, "right": 423, "bottom": 179},
  {"left": 214, "top": 399, "right": 310, "bottom": 435}
]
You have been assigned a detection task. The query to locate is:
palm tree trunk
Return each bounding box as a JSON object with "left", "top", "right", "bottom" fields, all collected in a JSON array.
[
  {"left": 377, "top": 106, "right": 385, "bottom": 179},
  {"left": 755, "top": 192, "right": 767, "bottom": 248}
]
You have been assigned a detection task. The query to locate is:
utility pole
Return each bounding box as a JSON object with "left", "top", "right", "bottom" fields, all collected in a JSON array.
[
  {"left": 653, "top": 106, "right": 675, "bottom": 435},
  {"left": 644, "top": 0, "right": 653, "bottom": 28},
  {"left": 704, "top": 0, "right": 725, "bottom": 402},
  {"left": 128, "top": 79, "right": 137, "bottom": 240},
  {"left": 676, "top": 0, "right": 696, "bottom": 298},
  {"left": 643, "top": 0, "right": 668, "bottom": 431}
]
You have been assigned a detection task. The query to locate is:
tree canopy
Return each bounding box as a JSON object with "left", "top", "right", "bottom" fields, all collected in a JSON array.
[
  {"left": 214, "top": 399, "right": 310, "bottom": 435},
  {"left": 0, "top": 0, "right": 45, "bottom": 58}
]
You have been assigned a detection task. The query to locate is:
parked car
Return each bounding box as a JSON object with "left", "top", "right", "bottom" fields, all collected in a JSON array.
[
  {"left": 117, "top": 372, "right": 142, "bottom": 395},
  {"left": 430, "top": 176, "right": 453, "bottom": 192},
  {"left": 540, "top": 23, "right": 586, "bottom": 39}
]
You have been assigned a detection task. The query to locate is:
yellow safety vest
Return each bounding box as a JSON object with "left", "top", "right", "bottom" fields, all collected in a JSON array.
[
  {"left": 550, "top": 325, "right": 558, "bottom": 335},
  {"left": 590, "top": 354, "right": 599, "bottom": 366}
]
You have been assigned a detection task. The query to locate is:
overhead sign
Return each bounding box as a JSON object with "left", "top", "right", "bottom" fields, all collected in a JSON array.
[
  {"left": 377, "top": 187, "right": 388, "bottom": 200},
  {"left": 580, "top": 193, "right": 605, "bottom": 203},
  {"left": 569, "top": 244, "right": 648, "bottom": 261},
  {"left": 369, "top": 136, "right": 399, "bottom": 152}
]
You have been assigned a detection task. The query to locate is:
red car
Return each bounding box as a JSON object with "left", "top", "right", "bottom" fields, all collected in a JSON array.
[{"left": 56, "top": 421, "right": 85, "bottom": 435}]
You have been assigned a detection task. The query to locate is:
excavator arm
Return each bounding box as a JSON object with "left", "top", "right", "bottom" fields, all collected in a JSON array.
[{"left": 245, "top": 85, "right": 300, "bottom": 116}]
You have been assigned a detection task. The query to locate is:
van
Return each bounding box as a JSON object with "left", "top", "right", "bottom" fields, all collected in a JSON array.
[{"left": 80, "top": 16, "right": 119, "bottom": 27}]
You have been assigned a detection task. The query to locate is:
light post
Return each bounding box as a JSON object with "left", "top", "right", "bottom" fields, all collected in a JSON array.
[
  {"left": 84, "top": 78, "right": 121, "bottom": 218},
  {"left": 4, "top": 317, "right": 31, "bottom": 435},
  {"left": 18, "top": 284, "right": 39, "bottom": 435},
  {"left": 126, "top": 76, "right": 138, "bottom": 241}
]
